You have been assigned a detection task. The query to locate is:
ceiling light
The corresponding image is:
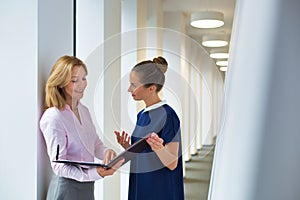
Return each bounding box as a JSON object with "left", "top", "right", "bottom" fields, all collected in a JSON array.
[
  {"left": 210, "top": 48, "right": 229, "bottom": 59},
  {"left": 190, "top": 11, "right": 224, "bottom": 28},
  {"left": 210, "top": 52, "right": 229, "bottom": 59},
  {"left": 216, "top": 60, "right": 229, "bottom": 66},
  {"left": 202, "top": 34, "right": 228, "bottom": 47},
  {"left": 220, "top": 67, "right": 227, "bottom": 72}
]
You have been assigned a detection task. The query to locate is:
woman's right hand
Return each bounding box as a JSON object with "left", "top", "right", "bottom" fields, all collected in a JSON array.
[{"left": 114, "top": 130, "right": 130, "bottom": 149}]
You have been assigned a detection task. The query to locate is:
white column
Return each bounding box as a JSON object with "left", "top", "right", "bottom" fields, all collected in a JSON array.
[
  {"left": 163, "top": 11, "right": 187, "bottom": 175},
  {"left": 76, "top": 0, "right": 102, "bottom": 60},
  {"left": 196, "top": 65, "right": 203, "bottom": 150},
  {"left": 0, "top": 1, "right": 37, "bottom": 199},
  {"left": 102, "top": 0, "right": 122, "bottom": 200},
  {"left": 38, "top": 0, "right": 75, "bottom": 199},
  {"left": 164, "top": 11, "right": 191, "bottom": 162},
  {"left": 137, "top": 0, "right": 147, "bottom": 61},
  {"left": 182, "top": 55, "right": 191, "bottom": 161},
  {"left": 135, "top": 0, "right": 148, "bottom": 110},
  {"left": 209, "top": 0, "right": 300, "bottom": 200},
  {"left": 189, "top": 66, "right": 198, "bottom": 155},
  {"left": 201, "top": 56, "right": 213, "bottom": 146},
  {"left": 146, "top": 0, "right": 164, "bottom": 58},
  {"left": 75, "top": 1, "right": 104, "bottom": 199},
  {"left": 209, "top": 62, "right": 215, "bottom": 145},
  {"left": 136, "top": 0, "right": 164, "bottom": 108},
  {"left": 121, "top": 0, "right": 139, "bottom": 199},
  {"left": 0, "top": 0, "right": 74, "bottom": 199}
]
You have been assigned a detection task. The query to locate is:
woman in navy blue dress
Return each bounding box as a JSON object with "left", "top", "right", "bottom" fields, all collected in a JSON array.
[{"left": 115, "top": 57, "right": 184, "bottom": 200}]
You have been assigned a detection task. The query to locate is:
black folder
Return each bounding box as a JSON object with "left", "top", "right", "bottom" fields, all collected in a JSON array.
[{"left": 53, "top": 134, "right": 150, "bottom": 169}]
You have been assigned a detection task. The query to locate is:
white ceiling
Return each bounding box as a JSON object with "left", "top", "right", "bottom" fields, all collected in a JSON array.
[{"left": 163, "top": 0, "right": 236, "bottom": 55}]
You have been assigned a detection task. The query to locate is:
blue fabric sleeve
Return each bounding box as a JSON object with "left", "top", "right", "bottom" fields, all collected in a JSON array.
[{"left": 161, "top": 106, "right": 181, "bottom": 144}]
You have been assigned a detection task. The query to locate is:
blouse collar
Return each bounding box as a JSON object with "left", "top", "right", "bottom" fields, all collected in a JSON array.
[
  {"left": 65, "top": 102, "right": 82, "bottom": 111},
  {"left": 143, "top": 100, "right": 167, "bottom": 113}
]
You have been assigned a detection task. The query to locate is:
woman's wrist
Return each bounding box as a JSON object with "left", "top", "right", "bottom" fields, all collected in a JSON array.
[
  {"left": 96, "top": 167, "right": 104, "bottom": 177},
  {"left": 154, "top": 145, "right": 165, "bottom": 153}
]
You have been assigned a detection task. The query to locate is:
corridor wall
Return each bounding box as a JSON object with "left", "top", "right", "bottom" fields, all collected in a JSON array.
[
  {"left": 38, "top": 0, "right": 75, "bottom": 199},
  {"left": 0, "top": 1, "right": 38, "bottom": 199},
  {"left": 209, "top": 0, "right": 300, "bottom": 199}
]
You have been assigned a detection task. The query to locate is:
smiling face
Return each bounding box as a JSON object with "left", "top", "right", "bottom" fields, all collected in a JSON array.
[{"left": 63, "top": 65, "right": 87, "bottom": 106}]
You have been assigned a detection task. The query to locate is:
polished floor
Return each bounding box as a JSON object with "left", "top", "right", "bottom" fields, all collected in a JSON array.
[{"left": 184, "top": 146, "right": 215, "bottom": 200}]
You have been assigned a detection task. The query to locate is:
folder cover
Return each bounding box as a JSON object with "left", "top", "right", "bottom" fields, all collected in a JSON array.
[{"left": 53, "top": 134, "right": 150, "bottom": 169}]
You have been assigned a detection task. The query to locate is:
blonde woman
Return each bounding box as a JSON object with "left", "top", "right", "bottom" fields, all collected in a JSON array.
[{"left": 40, "top": 55, "right": 123, "bottom": 200}]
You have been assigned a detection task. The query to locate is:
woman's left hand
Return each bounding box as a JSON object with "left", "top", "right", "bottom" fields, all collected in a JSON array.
[
  {"left": 103, "top": 149, "right": 116, "bottom": 164},
  {"left": 97, "top": 158, "right": 124, "bottom": 177},
  {"left": 146, "top": 132, "right": 164, "bottom": 152}
]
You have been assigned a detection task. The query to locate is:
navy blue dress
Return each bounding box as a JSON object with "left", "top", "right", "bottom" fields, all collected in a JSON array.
[{"left": 128, "top": 104, "right": 184, "bottom": 200}]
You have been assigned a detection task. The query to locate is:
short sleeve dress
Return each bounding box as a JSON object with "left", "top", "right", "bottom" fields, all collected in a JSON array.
[{"left": 128, "top": 103, "right": 184, "bottom": 200}]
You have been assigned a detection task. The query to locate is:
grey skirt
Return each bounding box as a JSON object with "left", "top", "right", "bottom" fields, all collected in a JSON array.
[{"left": 47, "top": 175, "right": 95, "bottom": 200}]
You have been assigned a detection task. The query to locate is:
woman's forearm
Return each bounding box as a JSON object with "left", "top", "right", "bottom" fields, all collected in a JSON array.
[{"left": 155, "top": 142, "right": 179, "bottom": 170}]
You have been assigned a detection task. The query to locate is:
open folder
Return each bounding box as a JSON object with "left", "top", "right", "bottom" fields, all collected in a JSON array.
[{"left": 53, "top": 134, "right": 150, "bottom": 169}]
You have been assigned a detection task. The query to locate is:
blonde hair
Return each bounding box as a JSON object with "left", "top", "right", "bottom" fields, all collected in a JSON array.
[
  {"left": 132, "top": 56, "right": 168, "bottom": 92},
  {"left": 44, "top": 55, "right": 87, "bottom": 110}
]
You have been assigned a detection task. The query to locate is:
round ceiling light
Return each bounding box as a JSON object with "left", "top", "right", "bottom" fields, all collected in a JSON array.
[
  {"left": 210, "top": 48, "right": 229, "bottom": 59},
  {"left": 190, "top": 11, "right": 224, "bottom": 28},
  {"left": 202, "top": 34, "right": 228, "bottom": 47},
  {"left": 220, "top": 67, "right": 228, "bottom": 72},
  {"left": 216, "top": 60, "right": 229, "bottom": 66}
]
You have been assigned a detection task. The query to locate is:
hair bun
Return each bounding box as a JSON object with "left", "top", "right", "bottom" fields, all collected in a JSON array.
[{"left": 153, "top": 56, "right": 168, "bottom": 74}]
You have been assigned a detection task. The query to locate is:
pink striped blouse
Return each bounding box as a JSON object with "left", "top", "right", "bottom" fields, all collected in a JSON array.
[{"left": 40, "top": 103, "right": 108, "bottom": 182}]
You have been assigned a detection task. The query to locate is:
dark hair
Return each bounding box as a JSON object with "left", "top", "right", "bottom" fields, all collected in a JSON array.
[{"left": 132, "top": 56, "right": 168, "bottom": 92}]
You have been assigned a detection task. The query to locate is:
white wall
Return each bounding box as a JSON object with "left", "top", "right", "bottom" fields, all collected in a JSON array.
[
  {"left": 209, "top": 0, "right": 300, "bottom": 199},
  {"left": 76, "top": 0, "right": 103, "bottom": 60},
  {"left": 0, "top": 1, "right": 38, "bottom": 199},
  {"left": 0, "top": 0, "right": 75, "bottom": 199},
  {"left": 38, "top": 0, "right": 74, "bottom": 199},
  {"left": 76, "top": 1, "right": 107, "bottom": 199}
]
